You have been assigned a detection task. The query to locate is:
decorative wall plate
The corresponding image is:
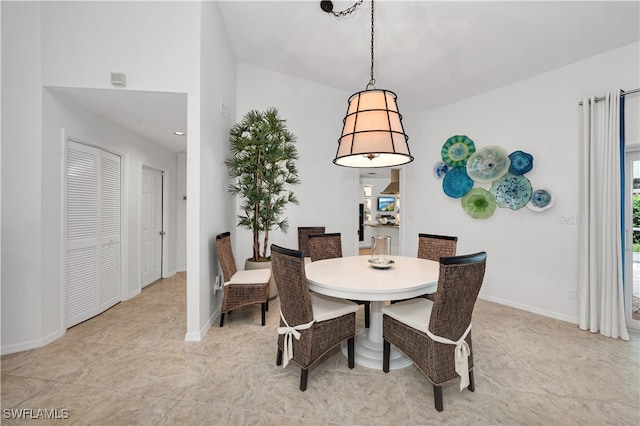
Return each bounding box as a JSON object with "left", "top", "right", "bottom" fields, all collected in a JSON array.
[
  {"left": 433, "top": 161, "right": 450, "bottom": 179},
  {"left": 527, "top": 187, "right": 554, "bottom": 211},
  {"left": 508, "top": 150, "right": 534, "bottom": 175},
  {"left": 461, "top": 187, "right": 497, "bottom": 219},
  {"left": 466, "top": 146, "right": 510, "bottom": 183},
  {"left": 441, "top": 135, "right": 476, "bottom": 167},
  {"left": 490, "top": 173, "right": 532, "bottom": 210},
  {"left": 442, "top": 166, "right": 474, "bottom": 198}
]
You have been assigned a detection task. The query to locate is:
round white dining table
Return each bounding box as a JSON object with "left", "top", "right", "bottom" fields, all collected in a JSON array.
[{"left": 305, "top": 255, "right": 439, "bottom": 370}]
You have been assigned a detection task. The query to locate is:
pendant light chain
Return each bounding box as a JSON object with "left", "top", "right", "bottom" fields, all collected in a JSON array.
[
  {"left": 322, "top": 0, "right": 376, "bottom": 89},
  {"left": 325, "top": 0, "right": 364, "bottom": 17},
  {"left": 330, "top": 0, "right": 413, "bottom": 168},
  {"left": 368, "top": 0, "right": 375, "bottom": 89}
]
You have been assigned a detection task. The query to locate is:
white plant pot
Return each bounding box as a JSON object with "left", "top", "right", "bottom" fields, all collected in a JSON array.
[{"left": 244, "top": 258, "right": 278, "bottom": 300}]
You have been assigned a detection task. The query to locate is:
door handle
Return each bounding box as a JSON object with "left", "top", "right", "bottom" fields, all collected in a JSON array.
[{"left": 159, "top": 231, "right": 166, "bottom": 236}]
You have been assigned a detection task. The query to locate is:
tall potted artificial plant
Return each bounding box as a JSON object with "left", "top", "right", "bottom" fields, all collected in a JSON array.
[{"left": 225, "top": 108, "right": 300, "bottom": 298}]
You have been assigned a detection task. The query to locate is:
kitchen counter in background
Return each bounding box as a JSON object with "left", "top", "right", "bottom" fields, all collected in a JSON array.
[{"left": 363, "top": 223, "right": 400, "bottom": 254}]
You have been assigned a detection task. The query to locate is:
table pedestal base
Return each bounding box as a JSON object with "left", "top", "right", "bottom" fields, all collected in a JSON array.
[{"left": 341, "top": 329, "right": 412, "bottom": 370}]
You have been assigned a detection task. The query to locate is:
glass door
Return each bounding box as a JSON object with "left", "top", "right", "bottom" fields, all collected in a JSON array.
[{"left": 624, "top": 145, "right": 640, "bottom": 330}]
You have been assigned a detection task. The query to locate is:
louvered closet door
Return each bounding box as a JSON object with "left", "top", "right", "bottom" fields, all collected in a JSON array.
[
  {"left": 99, "top": 152, "right": 121, "bottom": 311},
  {"left": 66, "top": 141, "right": 121, "bottom": 328}
]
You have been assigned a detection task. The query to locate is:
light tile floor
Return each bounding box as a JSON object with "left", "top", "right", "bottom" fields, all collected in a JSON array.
[{"left": 2, "top": 272, "right": 639, "bottom": 425}]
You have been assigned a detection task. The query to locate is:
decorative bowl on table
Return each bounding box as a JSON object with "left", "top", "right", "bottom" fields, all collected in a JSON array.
[{"left": 368, "top": 258, "right": 395, "bottom": 269}]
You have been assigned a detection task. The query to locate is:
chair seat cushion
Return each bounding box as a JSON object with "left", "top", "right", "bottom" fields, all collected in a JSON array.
[
  {"left": 381, "top": 298, "right": 433, "bottom": 333},
  {"left": 310, "top": 293, "right": 359, "bottom": 322},
  {"left": 226, "top": 268, "right": 271, "bottom": 286}
]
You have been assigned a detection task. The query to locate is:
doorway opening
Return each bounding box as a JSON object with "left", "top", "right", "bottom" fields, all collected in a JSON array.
[
  {"left": 140, "top": 166, "right": 166, "bottom": 288},
  {"left": 357, "top": 168, "right": 403, "bottom": 256},
  {"left": 625, "top": 145, "right": 640, "bottom": 329}
]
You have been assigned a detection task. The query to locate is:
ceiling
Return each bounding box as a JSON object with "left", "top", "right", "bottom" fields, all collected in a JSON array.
[
  {"left": 49, "top": 87, "right": 188, "bottom": 153},
  {"left": 220, "top": 0, "right": 639, "bottom": 112},
  {"left": 52, "top": 1, "right": 639, "bottom": 155}
]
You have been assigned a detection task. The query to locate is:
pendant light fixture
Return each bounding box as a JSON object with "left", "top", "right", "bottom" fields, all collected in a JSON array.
[{"left": 324, "top": 0, "right": 413, "bottom": 168}]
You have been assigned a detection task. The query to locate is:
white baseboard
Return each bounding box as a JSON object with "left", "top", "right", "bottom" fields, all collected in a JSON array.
[
  {"left": 126, "top": 288, "right": 141, "bottom": 301},
  {"left": 163, "top": 270, "right": 177, "bottom": 278},
  {"left": 184, "top": 305, "right": 220, "bottom": 342},
  {"left": 1, "top": 328, "right": 65, "bottom": 356},
  {"left": 479, "top": 294, "right": 578, "bottom": 324},
  {"left": 184, "top": 331, "right": 202, "bottom": 342}
]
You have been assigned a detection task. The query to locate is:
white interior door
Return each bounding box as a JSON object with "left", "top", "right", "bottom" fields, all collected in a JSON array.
[
  {"left": 140, "top": 166, "right": 163, "bottom": 287},
  {"left": 66, "top": 140, "right": 121, "bottom": 327}
]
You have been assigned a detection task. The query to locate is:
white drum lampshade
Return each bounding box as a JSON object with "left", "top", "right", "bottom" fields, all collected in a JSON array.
[{"left": 334, "top": 89, "right": 413, "bottom": 168}]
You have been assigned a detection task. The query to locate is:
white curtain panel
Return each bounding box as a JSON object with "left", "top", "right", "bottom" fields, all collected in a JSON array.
[{"left": 578, "top": 90, "right": 629, "bottom": 340}]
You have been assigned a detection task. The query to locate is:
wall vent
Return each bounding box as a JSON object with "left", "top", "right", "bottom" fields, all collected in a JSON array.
[{"left": 110, "top": 72, "right": 127, "bottom": 87}]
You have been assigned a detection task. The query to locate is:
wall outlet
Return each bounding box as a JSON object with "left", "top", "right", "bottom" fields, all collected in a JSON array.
[
  {"left": 214, "top": 275, "right": 223, "bottom": 291},
  {"left": 567, "top": 288, "right": 577, "bottom": 300},
  {"left": 558, "top": 214, "right": 577, "bottom": 225}
]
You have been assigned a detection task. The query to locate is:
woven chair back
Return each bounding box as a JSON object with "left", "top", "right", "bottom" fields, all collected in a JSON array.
[
  {"left": 271, "top": 244, "right": 314, "bottom": 327},
  {"left": 297, "top": 227, "right": 326, "bottom": 256},
  {"left": 215, "top": 232, "right": 238, "bottom": 282},
  {"left": 307, "top": 233, "right": 342, "bottom": 262},
  {"left": 417, "top": 233, "right": 458, "bottom": 262},
  {"left": 429, "top": 252, "right": 487, "bottom": 341}
]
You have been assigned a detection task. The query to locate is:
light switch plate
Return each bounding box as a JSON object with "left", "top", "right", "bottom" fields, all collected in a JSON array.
[{"left": 558, "top": 214, "right": 576, "bottom": 225}]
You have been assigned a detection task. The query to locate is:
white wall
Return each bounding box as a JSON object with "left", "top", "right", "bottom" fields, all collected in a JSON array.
[
  {"left": 0, "top": 3, "right": 3, "bottom": 339},
  {"left": 2, "top": 1, "right": 636, "bottom": 353},
  {"left": 39, "top": 88, "right": 179, "bottom": 337},
  {"left": 38, "top": 0, "right": 219, "bottom": 343},
  {"left": 191, "top": 0, "right": 237, "bottom": 339},
  {"left": 40, "top": 1, "right": 201, "bottom": 94},
  {"left": 403, "top": 42, "right": 640, "bottom": 323},
  {"left": 624, "top": 91, "right": 640, "bottom": 144},
  {"left": 1, "top": 1, "right": 234, "bottom": 353},
  {"left": 1, "top": 1, "right": 44, "bottom": 351},
  {"left": 235, "top": 63, "right": 359, "bottom": 260},
  {"left": 236, "top": 43, "right": 639, "bottom": 325}
]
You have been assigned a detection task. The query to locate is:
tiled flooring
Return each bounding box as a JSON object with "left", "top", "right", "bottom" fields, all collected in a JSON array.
[{"left": 2, "top": 272, "right": 639, "bottom": 425}]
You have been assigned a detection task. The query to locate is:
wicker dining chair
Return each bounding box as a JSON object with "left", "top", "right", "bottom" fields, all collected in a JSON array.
[
  {"left": 417, "top": 233, "right": 458, "bottom": 261},
  {"left": 307, "top": 232, "right": 343, "bottom": 262},
  {"left": 271, "top": 244, "right": 358, "bottom": 391},
  {"left": 381, "top": 251, "right": 487, "bottom": 412},
  {"left": 418, "top": 233, "right": 458, "bottom": 301},
  {"left": 297, "top": 226, "right": 326, "bottom": 258},
  {"left": 215, "top": 232, "right": 270, "bottom": 327},
  {"left": 307, "top": 233, "right": 371, "bottom": 329}
]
